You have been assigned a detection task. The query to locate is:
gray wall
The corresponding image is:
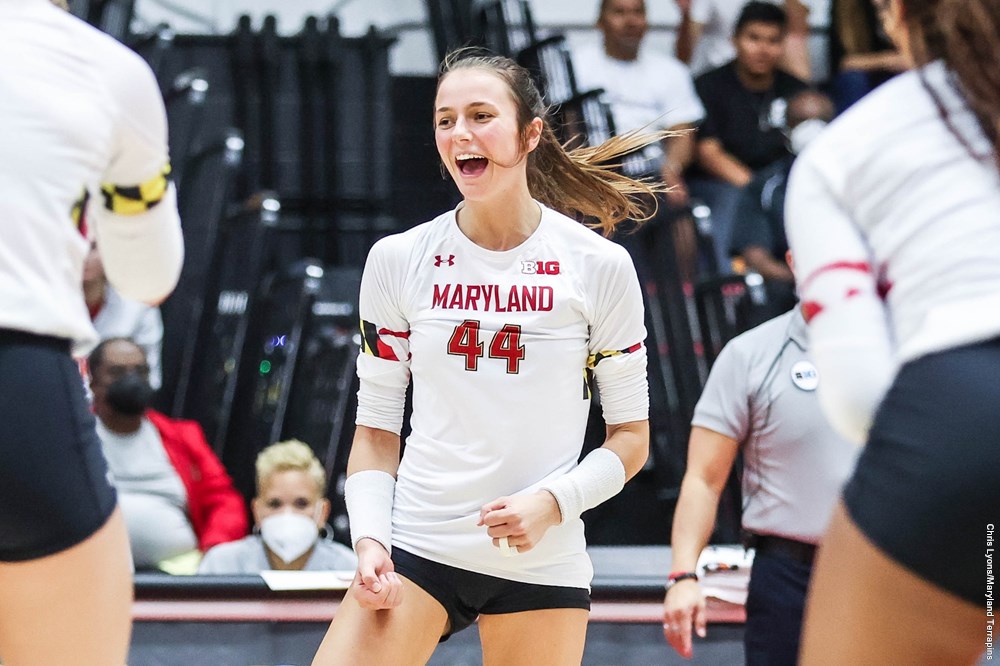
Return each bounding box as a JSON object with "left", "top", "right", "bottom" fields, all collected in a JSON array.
[{"left": 134, "top": 0, "right": 833, "bottom": 80}]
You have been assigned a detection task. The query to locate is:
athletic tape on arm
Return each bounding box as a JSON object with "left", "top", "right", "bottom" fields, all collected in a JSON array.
[
  {"left": 541, "top": 447, "right": 627, "bottom": 525},
  {"left": 344, "top": 470, "right": 395, "bottom": 553}
]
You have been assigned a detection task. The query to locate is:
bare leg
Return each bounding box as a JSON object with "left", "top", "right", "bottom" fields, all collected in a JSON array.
[
  {"left": 313, "top": 575, "right": 449, "bottom": 666},
  {"left": 801, "top": 503, "right": 985, "bottom": 665},
  {"left": 0, "top": 509, "right": 132, "bottom": 666},
  {"left": 479, "top": 608, "right": 589, "bottom": 666}
]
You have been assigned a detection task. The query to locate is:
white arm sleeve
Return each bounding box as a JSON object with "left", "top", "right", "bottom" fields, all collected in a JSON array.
[
  {"left": 587, "top": 245, "right": 649, "bottom": 425},
  {"left": 355, "top": 238, "right": 411, "bottom": 435},
  {"left": 785, "top": 153, "right": 897, "bottom": 444},
  {"left": 92, "top": 48, "right": 183, "bottom": 305}
]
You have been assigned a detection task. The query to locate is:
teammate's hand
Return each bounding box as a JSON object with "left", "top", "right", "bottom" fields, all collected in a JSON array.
[
  {"left": 478, "top": 491, "right": 561, "bottom": 554},
  {"left": 662, "top": 579, "right": 707, "bottom": 659},
  {"left": 351, "top": 538, "right": 403, "bottom": 610}
]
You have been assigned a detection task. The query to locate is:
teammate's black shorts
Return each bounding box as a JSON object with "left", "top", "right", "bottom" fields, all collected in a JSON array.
[
  {"left": 843, "top": 336, "right": 1000, "bottom": 605},
  {"left": 0, "top": 329, "right": 117, "bottom": 561},
  {"left": 392, "top": 547, "right": 591, "bottom": 639}
]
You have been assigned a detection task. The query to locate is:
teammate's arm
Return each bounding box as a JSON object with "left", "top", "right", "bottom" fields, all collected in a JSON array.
[
  {"left": 785, "top": 153, "right": 895, "bottom": 444},
  {"left": 91, "top": 48, "right": 182, "bottom": 305}
]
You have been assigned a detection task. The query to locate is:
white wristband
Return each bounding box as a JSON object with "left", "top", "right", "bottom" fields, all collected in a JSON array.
[
  {"left": 541, "top": 448, "right": 627, "bottom": 525},
  {"left": 344, "top": 470, "right": 395, "bottom": 554}
]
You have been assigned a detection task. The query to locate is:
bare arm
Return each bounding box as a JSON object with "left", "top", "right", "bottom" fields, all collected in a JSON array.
[
  {"left": 841, "top": 50, "right": 909, "bottom": 73},
  {"left": 663, "top": 426, "right": 740, "bottom": 658},
  {"left": 664, "top": 127, "right": 697, "bottom": 174},
  {"left": 602, "top": 419, "right": 650, "bottom": 480},
  {"left": 697, "top": 138, "right": 753, "bottom": 187},
  {"left": 780, "top": 0, "right": 811, "bottom": 80},
  {"left": 347, "top": 425, "right": 401, "bottom": 478},
  {"left": 661, "top": 122, "right": 698, "bottom": 208},
  {"left": 344, "top": 425, "right": 404, "bottom": 609},
  {"left": 669, "top": 426, "right": 739, "bottom": 572},
  {"left": 675, "top": 13, "right": 703, "bottom": 64},
  {"left": 741, "top": 246, "right": 795, "bottom": 282}
]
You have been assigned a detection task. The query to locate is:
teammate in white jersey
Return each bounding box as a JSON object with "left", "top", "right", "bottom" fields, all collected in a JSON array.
[
  {"left": 313, "top": 49, "right": 666, "bottom": 665},
  {"left": 784, "top": 0, "right": 1000, "bottom": 662},
  {"left": 0, "top": 1, "right": 183, "bottom": 663}
]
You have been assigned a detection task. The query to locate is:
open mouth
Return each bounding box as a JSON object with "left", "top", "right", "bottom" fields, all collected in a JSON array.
[{"left": 456, "top": 153, "right": 489, "bottom": 177}]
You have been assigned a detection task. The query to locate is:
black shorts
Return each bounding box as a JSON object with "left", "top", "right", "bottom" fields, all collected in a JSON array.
[
  {"left": 0, "top": 329, "right": 117, "bottom": 561},
  {"left": 843, "top": 337, "right": 1000, "bottom": 605},
  {"left": 391, "top": 547, "right": 591, "bottom": 639}
]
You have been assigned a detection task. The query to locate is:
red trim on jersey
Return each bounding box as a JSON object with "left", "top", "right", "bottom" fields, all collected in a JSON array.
[
  {"left": 801, "top": 301, "right": 824, "bottom": 323},
  {"left": 625, "top": 342, "right": 642, "bottom": 353},
  {"left": 846, "top": 288, "right": 861, "bottom": 299},
  {"left": 88, "top": 300, "right": 104, "bottom": 320},
  {"left": 799, "top": 261, "right": 873, "bottom": 293},
  {"left": 375, "top": 339, "right": 400, "bottom": 361},
  {"left": 378, "top": 328, "right": 410, "bottom": 339}
]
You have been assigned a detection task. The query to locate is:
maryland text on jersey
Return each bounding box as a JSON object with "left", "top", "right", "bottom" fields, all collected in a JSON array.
[{"left": 431, "top": 283, "right": 554, "bottom": 312}]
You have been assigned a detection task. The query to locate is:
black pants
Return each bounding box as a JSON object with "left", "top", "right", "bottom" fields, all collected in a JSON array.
[
  {"left": 744, "top": 549, "right": 812, "bottom": 666},
  {"left": 0, "top": 330, "right": 117, "bottom": 561}
]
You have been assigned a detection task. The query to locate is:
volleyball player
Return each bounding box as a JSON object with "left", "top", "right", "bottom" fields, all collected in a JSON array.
[
  {"left": 312, "top": 49, "right": 667, "bottom": 664},
  {"left": 785, "top": 0, "right": 1000, "bottom": 662},
  {"left": 0, "top": 2, "right": 183, "bottom": 663}
]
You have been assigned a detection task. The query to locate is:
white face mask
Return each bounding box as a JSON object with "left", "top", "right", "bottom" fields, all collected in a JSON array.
[
  {"left": 789, "top": 118, "right": 828, "bottom": 155},
  {"left": 260, "top": 512, "right": 319, "bottom": 564}
]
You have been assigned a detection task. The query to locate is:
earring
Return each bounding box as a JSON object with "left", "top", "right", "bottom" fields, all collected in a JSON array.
[{"left": 439, "top": 162, "right": 449, "bottom": 180}]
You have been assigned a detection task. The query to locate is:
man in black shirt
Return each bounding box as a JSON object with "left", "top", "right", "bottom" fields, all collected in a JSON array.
[
  {"left": 729, "top": 89, "right": 835, "bottom": 324},
  {"left": 690, "top": 1, "right": 808, "bottom": 273}
]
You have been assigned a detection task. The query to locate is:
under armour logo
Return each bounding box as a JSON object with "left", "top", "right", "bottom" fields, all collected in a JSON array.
[{"left": 434, "top": 254, "right": 455, "bottom": 267}]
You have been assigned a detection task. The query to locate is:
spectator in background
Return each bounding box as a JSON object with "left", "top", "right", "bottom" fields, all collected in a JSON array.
[
  {"left": 690, "top": 1, "right": 808, "bottom": 272},
  {"left": 675, "top": 0, "right": 811, "bottom": 80},
  {"left": 573, "top": 0, "right": 707, "bottom": 280},
  {"left": 83, "top": 243, "right": 164, "bottom": 389},
  {"left": 89, "top": 337, "right": 247, "bottom": 570},
  {"left": 199, "top": 439, "right": 357, "bottom": 574},
  {"left": 573, "top": 0, "right": 705, "bottom": 210},
  {"left": 729, "top": 89, "right": 834, "bottom": 322},
  {"left": 827, "top": 0, "right": 908, "bottom": 113}
]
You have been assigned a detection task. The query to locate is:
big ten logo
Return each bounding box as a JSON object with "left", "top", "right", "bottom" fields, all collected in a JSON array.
[{"left": 521, "top": 260, "right": 560, "bottom": 275}]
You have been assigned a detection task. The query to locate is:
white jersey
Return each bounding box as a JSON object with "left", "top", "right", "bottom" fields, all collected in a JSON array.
[
  {"left": 0, "top": 0, "right": 182, "bottom": 352},
  {"left": 355, "top": 203, "right": 648, "bottom": 588},
  {"left": 785, "top": 60, "right": 1000, "bottom": 443}
]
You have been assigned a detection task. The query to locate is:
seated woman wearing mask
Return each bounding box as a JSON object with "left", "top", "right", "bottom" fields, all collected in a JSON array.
[{"left": 199, "top": 439, "right": 357, "bottom": 573}]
